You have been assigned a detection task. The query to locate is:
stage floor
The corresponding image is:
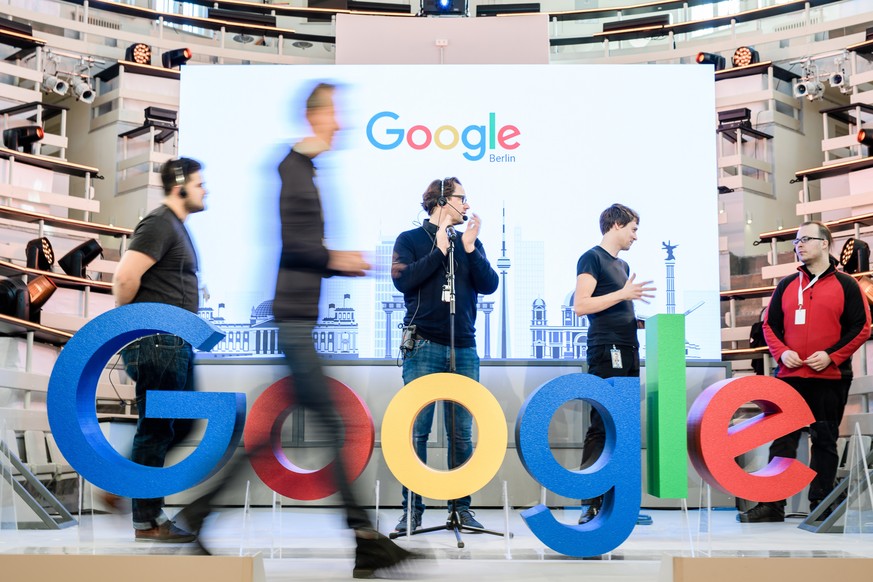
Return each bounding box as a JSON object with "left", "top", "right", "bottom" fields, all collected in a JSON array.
[{"left": 1, "top": 508, "right": 871, "bottom": 581}]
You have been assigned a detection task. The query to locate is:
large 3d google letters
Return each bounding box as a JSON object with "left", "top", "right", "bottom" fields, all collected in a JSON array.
[{"left": 46, "top": 309, "right": 820, "bottom": 557}]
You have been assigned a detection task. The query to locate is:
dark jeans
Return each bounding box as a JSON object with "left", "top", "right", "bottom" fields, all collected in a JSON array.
[
  {"left": 122, "top": 334, "right": 196, "bottom": 529},
  {"left": 579, "top": 343, "right": 640, "bottom": 507},
  {"left": 768, "top": 376, "right": 851, "bottom": 506},
  {"left": 400, "top": 339, "right": 478, "bottom": 515},
  {"left": 276, "top": 320, "right": 372, "bottom": 530}
]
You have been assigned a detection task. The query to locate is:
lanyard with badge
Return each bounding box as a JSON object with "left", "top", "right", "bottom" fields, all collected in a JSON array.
[{"left": 795, "top": 270, "right": 820, "bottom": 325}]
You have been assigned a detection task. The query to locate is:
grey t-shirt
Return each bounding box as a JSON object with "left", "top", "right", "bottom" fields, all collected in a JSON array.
[
  {"left": 128, "top": 205, "right": 199, "bottom": 313},
  {"left": 576, "top": 245, "right": 638, "bottom": 348}
]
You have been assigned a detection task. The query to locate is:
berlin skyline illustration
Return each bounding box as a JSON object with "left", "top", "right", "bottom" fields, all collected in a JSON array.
[{"left": 196, "top": 215, "right": 701, "bottom": 360}]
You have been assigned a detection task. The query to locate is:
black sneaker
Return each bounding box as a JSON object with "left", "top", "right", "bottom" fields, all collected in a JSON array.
[
  {"left": 394, "top": 511, "right": 422, "bottom": 532},
  {"left": 578, "top": 505, "right": 599, "bottom": 525},
  {"left": 353, "top": 530, "right": 420, "bottom": 579},
  {"left": 737, "top": 502, "right": 784, "bottom": 523}
]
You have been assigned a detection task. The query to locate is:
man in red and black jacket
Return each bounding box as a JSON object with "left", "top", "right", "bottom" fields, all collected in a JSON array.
[{"left": 739, "top": 221, "right": 870, "bottom": 523}]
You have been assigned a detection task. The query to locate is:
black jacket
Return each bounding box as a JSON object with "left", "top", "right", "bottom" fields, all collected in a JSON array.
[
  {"left": 392, "top": 219, "right": 499, "bottom": 347},
  {"left": 272, "top": 148, "right": 330, "bottom": 322}
]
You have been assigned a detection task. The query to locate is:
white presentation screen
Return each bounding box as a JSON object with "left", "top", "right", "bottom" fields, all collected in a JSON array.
[{"left": 179, "top": 65, "right": 720, "bottom": 361}]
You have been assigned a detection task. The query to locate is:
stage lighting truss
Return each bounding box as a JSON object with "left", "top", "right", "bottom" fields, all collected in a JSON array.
[{"left": 40, "top": 50, "right": 101, "bottom": 104}]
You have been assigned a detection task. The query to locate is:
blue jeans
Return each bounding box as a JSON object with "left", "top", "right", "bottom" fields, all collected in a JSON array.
[
  {"left": 401, "top": 339, "right": 478, "bottom": 515},
  {"left": 122, "top": 334, "right": 195, "bottom": 529}
]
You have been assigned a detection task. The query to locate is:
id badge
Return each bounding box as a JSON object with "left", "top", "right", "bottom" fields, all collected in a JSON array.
[
  {"left": 795, "top": 309, "right": 806, "bottom": 325},
  {"left": 610, "top": 346, "right": 623, "bottom": 369}
]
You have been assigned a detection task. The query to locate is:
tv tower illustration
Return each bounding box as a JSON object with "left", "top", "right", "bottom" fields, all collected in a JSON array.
[
  {"left": 662, "top": 240, "right": 678, "bottom": 314},
  {"left": 496, "top": 204, "right": 511, "bottom": 358}
]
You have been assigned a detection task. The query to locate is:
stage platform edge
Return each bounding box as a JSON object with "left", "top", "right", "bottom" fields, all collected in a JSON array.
[{"left": 0, "top": 553, "right": 265, "bottom": 582}]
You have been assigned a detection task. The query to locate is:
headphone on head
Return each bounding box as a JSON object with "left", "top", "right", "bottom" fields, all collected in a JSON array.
[
  {"left": 437, "top": 178, "right": 448, "bottom": 207},
  {"left": 172, "top": 160, "right": 187, "bottom": 198}
]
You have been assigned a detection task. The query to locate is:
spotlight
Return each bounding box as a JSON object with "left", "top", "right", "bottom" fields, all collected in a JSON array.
[
  {"left": 41, "top": 73, "right": 68, "bottom": 96},
  {"left": 829, "top": 70, "right": 851, "bottom": 93},
  {"left": 421, "top": 0, "right": 466, "bottom": 16},
  {"left": 70, "top": 77, "right": 95, "bottom": 104},
  {"left": 125, "top": 43, "right": 152, "bottom": 65},
  {"left": 26, "top": 237, "right": 54, "bottom": 271},
  {"left": 840, "top": 238, "right": 870, "bottom": 274},
  {"left": 732, "top": 46, "right": 760, "bottom": 68},
  {"left": 793, "top": 79, "right": 824, "bottom": 100},
  {"left": 2, "top": 126, "right": 44, "bottom": 153},
  {"left": 161, "top": 48, "right": 192, "bottom": 69},
  {"left": 859, "top": 129, "right": 873, "bottom": 149},
  {"left": 58, "top": 239, "right": 102, "bottom": 278},
  {"left": 0, "top": 278, "right": 29, "bottom": 320},
  {"left": 696, "top": 52, "right": 726, "bottom": 71}
]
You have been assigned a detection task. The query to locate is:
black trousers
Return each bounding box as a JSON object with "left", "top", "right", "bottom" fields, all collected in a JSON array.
[
  {"left": 579, "top": 343, "right": 640, "bottom": 506},
  {"left": 768, "top": 376, "right": 851, "bottom": 506}
]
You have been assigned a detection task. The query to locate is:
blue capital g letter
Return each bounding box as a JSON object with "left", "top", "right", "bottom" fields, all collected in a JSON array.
[{"left": 47, "top": 303, "right": 245, "bottom": 498}]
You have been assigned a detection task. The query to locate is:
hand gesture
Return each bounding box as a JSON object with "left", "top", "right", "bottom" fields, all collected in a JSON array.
[
  {"left": 328, "top": 250, "right": 370, "bottom": 277},
  {"left": 462, "top": 213, "right": 481, "bottom": 253},
  {"left": 623, "top": 273, "right": 656, "bottom": 303},
  {"left": 804, "top": 350, "right": 832, "bottom": 372},
  {"left": 780, "top": 350, "right": 803, "bottom": 368}
]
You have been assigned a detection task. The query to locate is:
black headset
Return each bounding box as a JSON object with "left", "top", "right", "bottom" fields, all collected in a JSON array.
[
  {"left": 173, "top": 160, "right": 187, "bottom": 198},
  {"left": 437, "top": 177, "right": 449, "bottom": 207}
]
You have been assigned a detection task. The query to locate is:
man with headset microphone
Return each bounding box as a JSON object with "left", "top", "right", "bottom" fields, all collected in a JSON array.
[
  {"left": 391, "top": 176, "right": 499, "bottom": 533},
  {"left": 112, "top": 157, "right": 207, "bottom": 543}
]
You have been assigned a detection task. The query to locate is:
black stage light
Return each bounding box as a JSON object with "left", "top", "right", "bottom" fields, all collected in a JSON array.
[
  {"left": 422, "top": 0, "right": 467, "bottom": 16},
  {"left": 162, "top": 48, "right": 192, "bottom": 69},
  {"left": 718, "top": 108, "right": 751, "bottom": 127},
  {"left": 59, "top": 239, "right": 103, "bottom": 278},
  {"left": 0, "top": 278, "right": 29, "bottom": 319},
  {"left": 696, "top": 52, "right": 726, "bottom": 71},
  {"left": 144, "top": 106, "right": 178, "bottom": 128},
  {"left": 125, "top": 43, "right": 152, "bottom": 65},
  {"left": 3, "top": 126, "right": 44, "bottom": 153},
  {"left": 732, "top": 46, "right": 760, "bottom": 68},
  {"left": 27, "top": 274, "right": 56, "bottom": 322},
  {"left": 26, "top": 237, "right": 54, "bottom": 271},
  {"left": 840, "top": 238, "right": 870, "bottom": 274},
  {"left": 859, "top": 129, "right": 873, "bottom": 148}
]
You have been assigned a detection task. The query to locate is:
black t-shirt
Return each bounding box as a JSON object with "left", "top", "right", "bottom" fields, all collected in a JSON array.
[
  {"left": 127, "top": 205, "right": 199, "bottom": 313},
  {"left": 576, "top": 245, "right": 638, "bottom": 348}
]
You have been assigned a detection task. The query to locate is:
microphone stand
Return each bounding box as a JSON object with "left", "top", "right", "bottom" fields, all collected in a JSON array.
[{"left": 389, "top": 226, "right": 509, "bottom": 547}]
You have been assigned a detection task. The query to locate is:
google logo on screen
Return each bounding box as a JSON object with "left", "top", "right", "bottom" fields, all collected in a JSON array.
[{"left": 365, "top": 111, "right": 521, "bottom": 161}]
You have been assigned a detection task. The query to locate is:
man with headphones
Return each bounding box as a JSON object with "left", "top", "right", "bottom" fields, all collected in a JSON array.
[
  {"left": 390, "top": 177, "right": 499, "bottom": 533},
  {"left": 112, "top": 157, "right": 207, "bottom": 543}
]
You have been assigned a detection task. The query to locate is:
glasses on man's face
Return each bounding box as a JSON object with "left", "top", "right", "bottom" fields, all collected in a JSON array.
[
  {"left": 792, "top": 236, "right": 825, "bottom": 246},
  {"left": 447, "top": 194, "right": 468, "bottom": 204}
]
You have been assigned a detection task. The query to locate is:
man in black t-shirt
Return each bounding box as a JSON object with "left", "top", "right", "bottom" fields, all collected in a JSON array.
[
  {"left": 112, "top": 157, "right": 207, "bottom": 543},
  {"left": 573, "top": 203, "right": 655, "bottom": 525}
]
